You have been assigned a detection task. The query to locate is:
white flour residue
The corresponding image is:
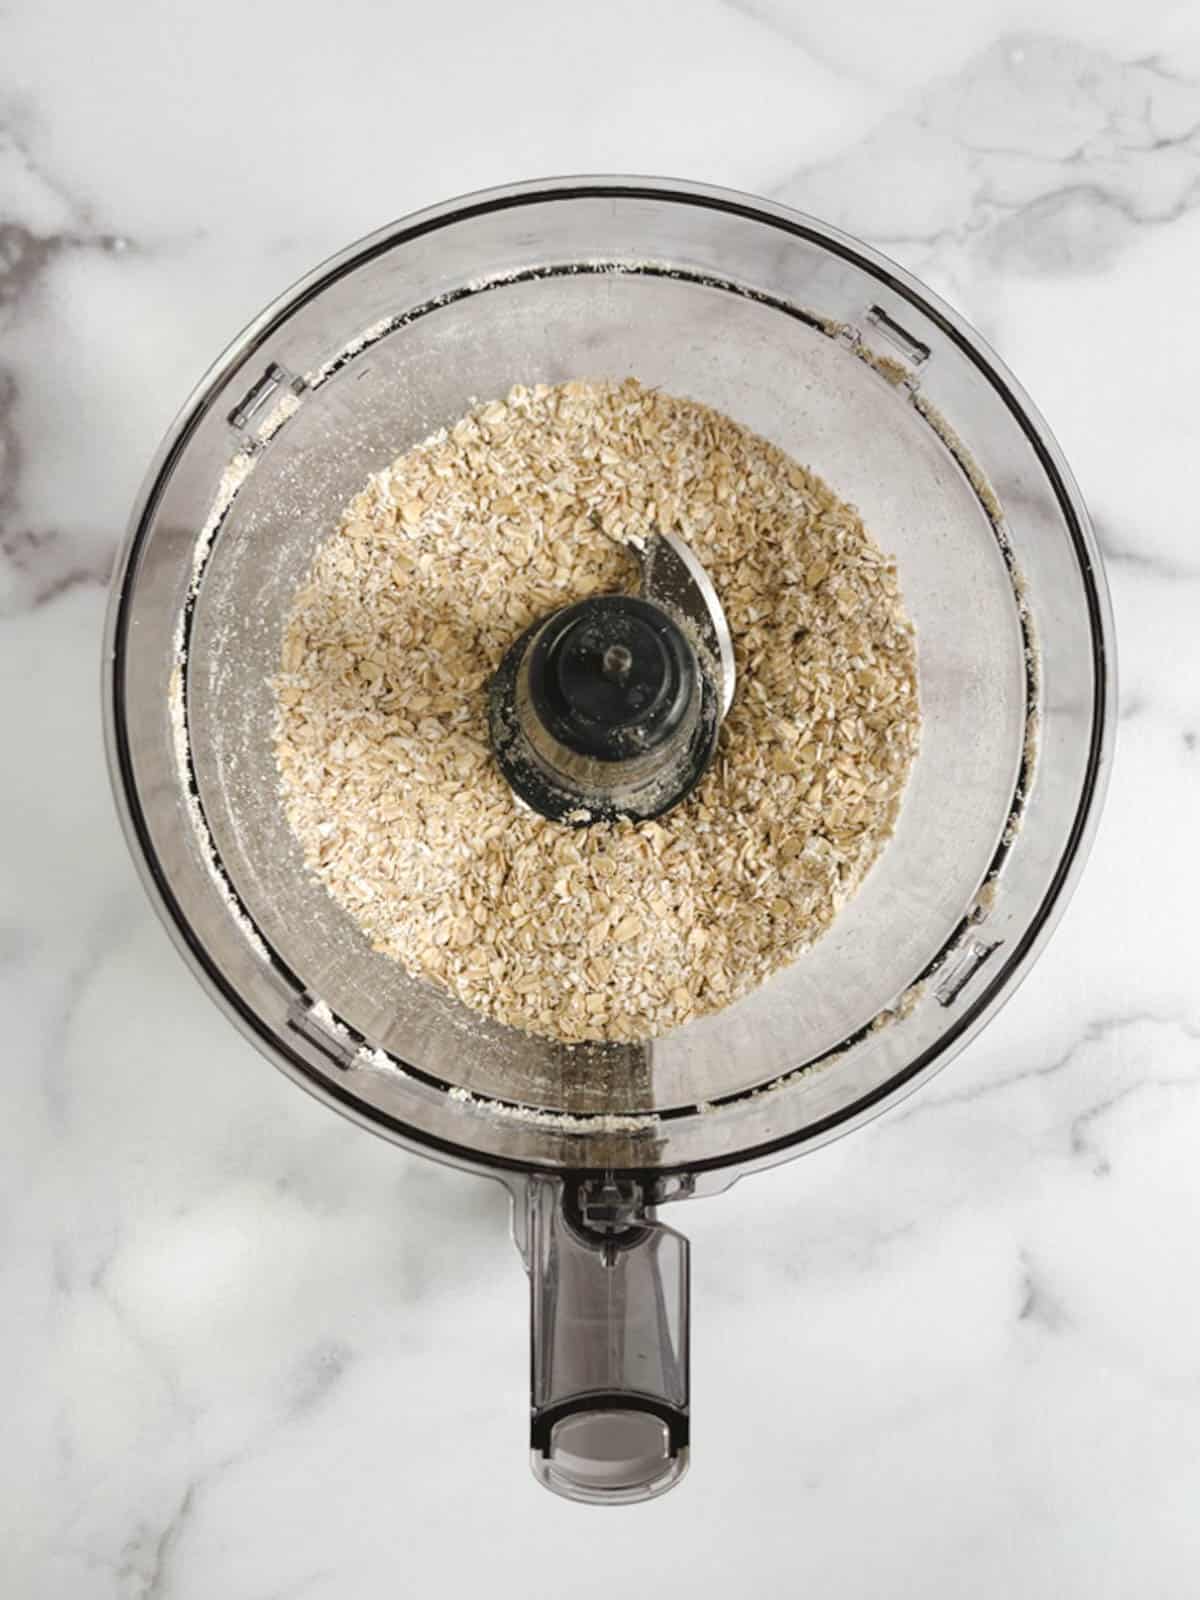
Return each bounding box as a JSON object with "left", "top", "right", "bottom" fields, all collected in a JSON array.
[
  {"left": 308, "top": 997, "right": 350, "bottom": 1037},
  {"left": 256, "top": 389, "right": 302, "bottom": 441},
  {"left": 168, "top": 664, "right": 269, "bottom": 962},
  {"left": 446, "top": 1083, "right": 659, "bottom": 1134},
  {"left": 306, "top": 315, "right": 398, "bottom": 387},
  {"left": 190, "top": 450, "right": 254, "bottom": 594}
]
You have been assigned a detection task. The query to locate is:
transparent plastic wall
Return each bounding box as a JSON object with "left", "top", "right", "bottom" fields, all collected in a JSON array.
[{"left": 108, "top": 182, "right": 1112, "bottom": 1178}]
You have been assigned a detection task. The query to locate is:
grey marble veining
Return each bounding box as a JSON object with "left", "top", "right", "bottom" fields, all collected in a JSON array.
[{"left": 2, "top": 0, "right": 1198, "bottom": 1594}]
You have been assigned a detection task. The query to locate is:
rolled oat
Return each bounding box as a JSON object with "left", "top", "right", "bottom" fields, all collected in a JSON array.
[{"left": 273, "top": 378, "right": 919, "bottom": 1043}]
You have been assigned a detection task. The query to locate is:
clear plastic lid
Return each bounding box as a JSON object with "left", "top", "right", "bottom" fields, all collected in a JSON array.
[{"left": 105, "top": 179, "right": 1114, "bottom": 1180}]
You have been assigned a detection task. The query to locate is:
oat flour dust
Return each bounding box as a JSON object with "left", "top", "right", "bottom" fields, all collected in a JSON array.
[{"left": 273, "top": 378, "right": 920, "bottom": 1044}]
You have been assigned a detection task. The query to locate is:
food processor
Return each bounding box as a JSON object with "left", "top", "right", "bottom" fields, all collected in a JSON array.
[{"left": 103, "top": 178, "right": 1115, "bottom": 1504}]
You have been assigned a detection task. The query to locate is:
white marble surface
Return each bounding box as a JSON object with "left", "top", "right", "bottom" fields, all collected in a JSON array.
[{"left": 3, "top": 0, "right": 1199, "bottom": 1593}]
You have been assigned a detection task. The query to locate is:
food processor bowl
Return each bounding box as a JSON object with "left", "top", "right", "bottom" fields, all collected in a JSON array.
[{"left": 104, "top": 178, "right": 1114, "bottom": 1503}]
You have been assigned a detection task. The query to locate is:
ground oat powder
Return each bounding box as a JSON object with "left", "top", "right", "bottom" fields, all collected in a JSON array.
[{"left": 273, "top": 378, "right": 920, "bottom": 1043}]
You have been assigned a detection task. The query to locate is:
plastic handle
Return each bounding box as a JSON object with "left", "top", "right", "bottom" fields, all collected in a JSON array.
[{"left": 522, "top": 1175, "right": 690, "bottom": 1505}]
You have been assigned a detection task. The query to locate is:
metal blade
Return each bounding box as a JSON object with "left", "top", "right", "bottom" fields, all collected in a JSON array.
[{"left": 637, "top": 530, "right": 736, "bottom": 718}]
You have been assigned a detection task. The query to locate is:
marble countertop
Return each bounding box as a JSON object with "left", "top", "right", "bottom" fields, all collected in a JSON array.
[{"left": 3, "top": 0, "right": 1198, "bottom": 1594}]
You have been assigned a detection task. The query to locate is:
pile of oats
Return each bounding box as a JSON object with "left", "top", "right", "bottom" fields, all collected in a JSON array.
[{"left": 273, "top": 378, "right": 919, "bottom": 1043}]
